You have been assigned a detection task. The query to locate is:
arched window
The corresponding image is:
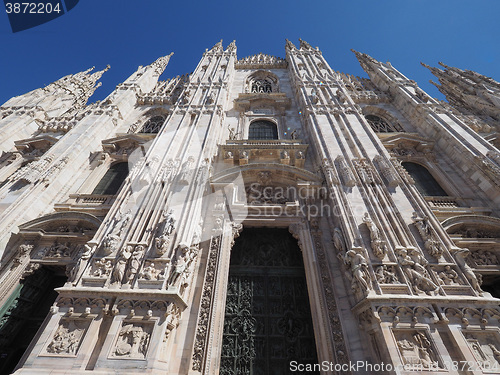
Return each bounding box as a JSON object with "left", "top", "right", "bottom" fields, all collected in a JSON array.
[
  {"left": 246, "top": 71, "right": 278, "bottom": 94},
  {"left": 92, "top": 162, "right": 129, "bottom": 195},
  {"left": 139, "top": 115, "right": 166, "bottom": 134},
  {"left": 248, "top": 120, "right": 278, "bottom": 140},
  {"left": 365, "top": 115, "right": 403, "bottom": 133},
  {"left": 251, "top": 78, "right": 273, "bottom": 93},
  {"left": 402, "top": 162, "right": 448, "bottom": 196}
]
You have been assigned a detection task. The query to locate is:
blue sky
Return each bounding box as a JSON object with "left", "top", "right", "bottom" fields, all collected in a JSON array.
[{"left": 0, "top": 0, "right": 499, "bottom": 105}]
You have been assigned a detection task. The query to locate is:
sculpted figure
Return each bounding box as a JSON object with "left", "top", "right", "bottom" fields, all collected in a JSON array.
[
  {"left": 155, "top": 235, "right": 169, "bottom": 255},
  {"left": 102, "top": 234, "right": 120, "bottom": 255},
  {"left": 375, "top": 265, "right": 399, "bottom": 284},
  {"left": 228, "top": 127, "right": 240, "bottom": 140},
  {"left": 114, "top": 324, "right": 150, "bottom": 359},
  {"left": 140, "top": 262, "right": 156, "bottom": 280},
  {"left": 396, "top": 247, "right": 438, "bottom": 295},
  {"left": 112, "top": 210, "right": 132, "bottom": 237},
  {"left": 162, "top": 209, "right": 175, "bottom": 236},
  {"left": 111, "top": 245, "right": 133, "bottom": 284},
  {"left": 452, "top": 247, "right": 482, "bottom": 293},
  {"left": 168, "top": 254, "right": 187, "bottom": 286},
  {"left": 438, "top": 265, "right": 459, "bottom": 285},
  {"left": 363, "top": 213, "right": 387, "bottom": 258},
  {"left": 46, "top": 321, "right": 85, "bottom": 355},
  {"left": 92, "top": 258, "right": 113, "bottom": 277},
  {"left": 412, "top": 212, "right": 431, "bottom": 239},
  {"left": 332, "top": 228, "right": 347, "bottom": 254},
  {"left": 126, "top": 245, "right": 145, "bottom": 284},
  {"left": 344, "top": 249, "right": 372, "bottom": 293}
]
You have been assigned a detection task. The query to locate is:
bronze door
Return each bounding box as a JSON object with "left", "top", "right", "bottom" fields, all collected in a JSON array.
[{"left": 221, "top": 228, "right": 319, "bottom": 375}]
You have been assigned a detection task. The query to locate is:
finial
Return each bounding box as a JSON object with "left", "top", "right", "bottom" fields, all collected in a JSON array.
[
  {"left": 149, "top": 53, "right": 173, "bottom": 76},
  {"left": 226, "top": 40, "right": 236, "bottom": 52},
  {"left": 298, "top": 38, "right": 313, "bottom": 50},
  {"left": 285, "top": 39, "right": 297, "bottom": 51}
]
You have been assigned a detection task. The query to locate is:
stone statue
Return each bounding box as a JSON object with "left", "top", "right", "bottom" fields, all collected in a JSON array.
[
  {"left": 162, "top": 209, "right": 175, "bottom": 236},
  {"left": 154, "top": 235, "right": 169, "bottom": 256},
  {"left": 139, "top": 262, "right": 157, "bottom": 280},
  {"left": 125, "top": 245, "right": 145, "bottom": 284},
  {"left": 102, "top": 233, "right": 120, "bottom": 255},
  {"left": 437, "top": 265, "right": 459, "bottom": 285},
  {"left": 412, "top": 212, "right": 431, "bottom": 239},
  {"left": 111, "top": 245, "right": 133, "bottom": 284},
  {"left": 424, "top": 237, "right": 443, "bottom": 259},
  {"left": 332, "top": 228, "right": 347, "bottom": 254},
  {"left": 168, "top": 254, "right": 187, "bottom": 286},
  {"left": 397, "top": 331, "right": 439, "bottom": 368},
  {"left": 452, "top": 247, "right": 482, "bottom": 294},
  {"left": 228, "top": 126, "right": 240, "bottom": 140},
  {"left": 375, "top": 265, "right": 399, "bottom": 284},
  {"left": 344, "top": 249, "right": 372, "bottom": 293},
  {"left": 112, "top": 209, "right": 132, "bottom": 237},
  {"left": 363, "top": 213, "right": 387, "bottom": 259},
  {"left": 92, "top": 258, "right": 113, "bottom": 277},
  {"left": 396, "top": 247, "right": 438, "bottom": 295},
  {"left": 47, "top": 241, "right": 71, "bottom": 258}
]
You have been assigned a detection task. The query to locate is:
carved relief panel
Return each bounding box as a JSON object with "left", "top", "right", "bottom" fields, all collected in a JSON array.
[
  {"left": 463, "top": 331, "right": 500, "bottom": 371},
  {"left": 44, "top": 318, "right": 91, "bottom": 356},
  {"left": 393, "top": 329, "right": 442, "bottom": 370},
  {"left": 110, "top": 321, "right": 154, "bottom": 360}
]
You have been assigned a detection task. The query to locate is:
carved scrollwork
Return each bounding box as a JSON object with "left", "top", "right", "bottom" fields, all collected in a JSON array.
[{"left": 192, "top": 235, "right": 222, "bottom": 371}]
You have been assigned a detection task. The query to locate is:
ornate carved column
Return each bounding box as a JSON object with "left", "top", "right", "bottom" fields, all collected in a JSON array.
[{"left": 191, "top": 219, "right": 242, "bottom": 374}]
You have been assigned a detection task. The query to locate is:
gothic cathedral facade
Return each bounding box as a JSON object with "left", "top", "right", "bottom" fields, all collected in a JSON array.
[{"left": 0, "top": 39, "right": 500, "bottom": 374}]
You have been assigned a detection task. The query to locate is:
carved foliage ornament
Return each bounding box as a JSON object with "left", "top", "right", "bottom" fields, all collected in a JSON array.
[{"left": 192, "top": 235, "right": 222, "bottom": 371}]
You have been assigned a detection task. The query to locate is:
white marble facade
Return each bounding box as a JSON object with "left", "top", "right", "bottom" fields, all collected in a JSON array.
[{"left": 0, "top": 39, "right": 498, "bottom": 374}]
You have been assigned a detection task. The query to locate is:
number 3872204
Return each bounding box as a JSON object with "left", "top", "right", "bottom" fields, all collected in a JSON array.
[{"left": 5, "top": 2, "right": 62, "bottom": 14}]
